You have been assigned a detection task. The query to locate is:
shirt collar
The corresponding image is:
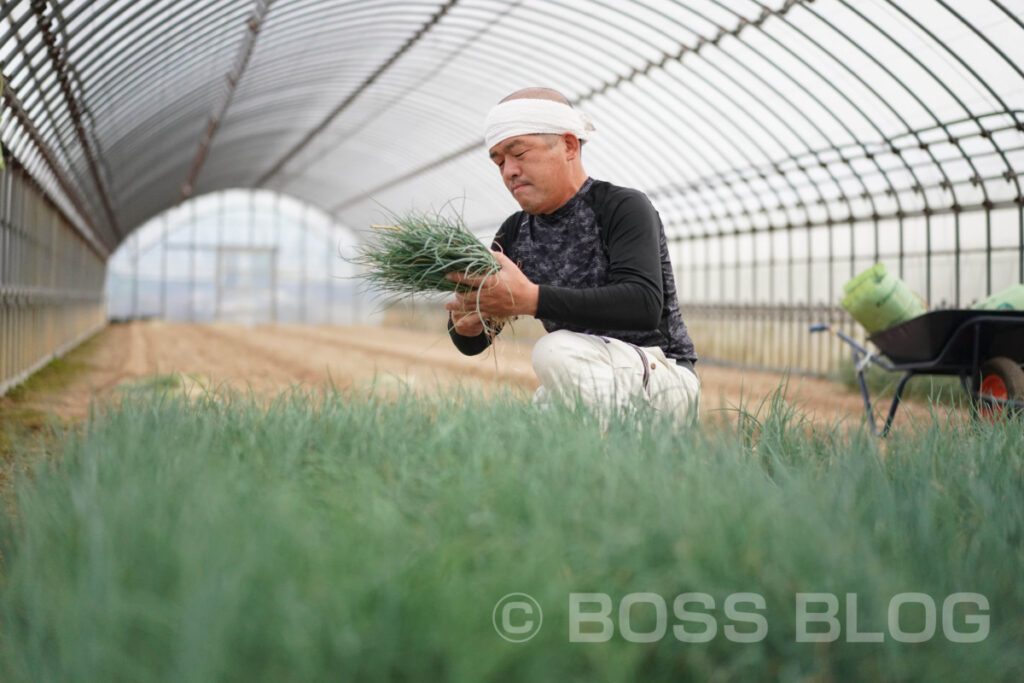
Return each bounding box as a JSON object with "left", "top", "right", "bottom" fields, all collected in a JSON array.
[{"left": 538, "top": 177, "right": 594, "bottom": 221}]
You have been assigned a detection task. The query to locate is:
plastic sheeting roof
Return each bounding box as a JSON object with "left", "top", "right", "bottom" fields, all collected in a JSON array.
[{"left": 2, "top": 0, "right": 1023, "bottom": 256}]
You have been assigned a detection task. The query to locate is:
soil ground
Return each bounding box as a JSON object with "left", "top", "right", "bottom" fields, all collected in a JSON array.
[
  {"left": 2, "top": 320, "right": 953, "bottom": 500},
  {"left": 1, "top": 320, "right": 915, "bottom": 428}
]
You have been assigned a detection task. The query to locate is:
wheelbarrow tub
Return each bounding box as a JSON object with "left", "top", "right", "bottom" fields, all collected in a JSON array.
[{"left": 867, "top": 309, "right": 1024, "bottom": 370}]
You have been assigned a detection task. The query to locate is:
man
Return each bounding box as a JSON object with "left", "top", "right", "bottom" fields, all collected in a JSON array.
[{"left": 444, "top": 87, "right": 699, "bottom": 421}]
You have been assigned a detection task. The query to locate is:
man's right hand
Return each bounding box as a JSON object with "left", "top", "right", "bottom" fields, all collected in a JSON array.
[{"left": 449, "top": 310, "right": 486, "bottom": 337}]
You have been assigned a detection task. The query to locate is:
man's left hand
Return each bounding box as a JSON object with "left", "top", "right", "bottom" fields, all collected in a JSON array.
[{"left": 445, "top": 251, "right": 539, "bottom": 319}]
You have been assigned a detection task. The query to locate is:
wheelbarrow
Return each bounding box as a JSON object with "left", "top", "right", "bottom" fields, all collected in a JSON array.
[{"left": 811, "top": 309, "right": 1024, "bottom": 436}]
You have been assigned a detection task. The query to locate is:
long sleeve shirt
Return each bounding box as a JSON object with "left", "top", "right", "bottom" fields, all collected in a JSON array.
[{"left": 449, "top": 177, "right": 697, "bottom": 363}]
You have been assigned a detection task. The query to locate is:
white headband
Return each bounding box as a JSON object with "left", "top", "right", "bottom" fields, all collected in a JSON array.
[{"left": 483, "top": 98, "right": 595, "bottom": 150}]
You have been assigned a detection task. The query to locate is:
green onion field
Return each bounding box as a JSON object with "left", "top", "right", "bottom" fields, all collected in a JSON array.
[{"left": 1, "top": 386, "right": 1022, "bottom": 681}]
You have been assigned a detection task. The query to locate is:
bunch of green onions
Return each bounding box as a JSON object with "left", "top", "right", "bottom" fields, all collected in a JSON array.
[{"left": 352, "top": 210, "right": 500, "bottom": 297}]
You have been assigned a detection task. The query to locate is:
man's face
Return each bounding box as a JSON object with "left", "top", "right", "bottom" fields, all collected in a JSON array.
[{"left": 488, "top": 134, "right": 575, "bottom": 215}]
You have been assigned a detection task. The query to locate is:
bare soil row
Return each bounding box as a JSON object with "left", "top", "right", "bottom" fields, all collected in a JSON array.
[{"left": 1, "top": 321, "right": 915, "bottom": 432}]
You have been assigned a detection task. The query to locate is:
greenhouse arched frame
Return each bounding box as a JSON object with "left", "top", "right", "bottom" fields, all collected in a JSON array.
[{"left": 2, "top": 0, "right": 1023, "bottom": 393}]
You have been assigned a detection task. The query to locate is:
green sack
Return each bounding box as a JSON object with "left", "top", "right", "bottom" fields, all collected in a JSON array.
[
  {"left": 971, "top": 283, "right": 1024, "bottom": 311},
  {"left": 841, "top": 263, "right": 927, "bottom": 334}
]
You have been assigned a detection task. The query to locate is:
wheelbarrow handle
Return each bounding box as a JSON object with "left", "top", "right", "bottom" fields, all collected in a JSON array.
[{"left": 809, "top": 323, "right": 871, "bottom": 357}]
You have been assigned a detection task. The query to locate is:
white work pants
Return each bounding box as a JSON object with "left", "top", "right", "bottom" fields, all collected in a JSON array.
[{"left": 531, "top": 330, "right": 700, "bottom": 423}]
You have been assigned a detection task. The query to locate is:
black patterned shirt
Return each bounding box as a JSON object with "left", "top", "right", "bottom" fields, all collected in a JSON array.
[{"left": 449, "top": 178, "right": 697, "bottom": 363}]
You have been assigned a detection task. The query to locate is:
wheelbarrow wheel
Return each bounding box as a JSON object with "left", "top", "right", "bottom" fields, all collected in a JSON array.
[{"left": 973, "top": 356, "right": 1024, "bottom": 419}]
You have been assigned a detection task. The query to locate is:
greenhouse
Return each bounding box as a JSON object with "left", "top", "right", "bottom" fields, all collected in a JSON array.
[{"left": 1, "top": 1, "right": 1023, "bottom": 680}]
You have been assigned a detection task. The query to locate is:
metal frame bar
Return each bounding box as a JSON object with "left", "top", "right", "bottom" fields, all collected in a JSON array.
[
  {"left": 29, "top": 0, "right": 120, "bottom": 238},
  {"left": 180, "top": 0, "right": 272, "bottom": 200}
]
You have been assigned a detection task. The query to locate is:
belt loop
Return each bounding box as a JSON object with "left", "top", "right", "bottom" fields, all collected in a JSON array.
[{"left": 628, "top": 343, "right": 651, "bottom": 396}]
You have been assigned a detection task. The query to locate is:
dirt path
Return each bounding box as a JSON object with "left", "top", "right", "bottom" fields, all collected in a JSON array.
[{"left": 4, "top": 321, "right": 916, "bottom": 429}]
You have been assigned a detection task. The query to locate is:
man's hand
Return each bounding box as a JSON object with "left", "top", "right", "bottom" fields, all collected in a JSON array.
[
  {"left": 444, "top": 251, "right": 539, "bottom": 333},
  {"left": 449, "top": 310, "right": 486, "bottom": 337}
]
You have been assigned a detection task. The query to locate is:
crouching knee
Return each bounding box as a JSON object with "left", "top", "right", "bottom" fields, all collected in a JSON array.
[{"left": 531, "top": 330, "right": 592, "bottom": 386}]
